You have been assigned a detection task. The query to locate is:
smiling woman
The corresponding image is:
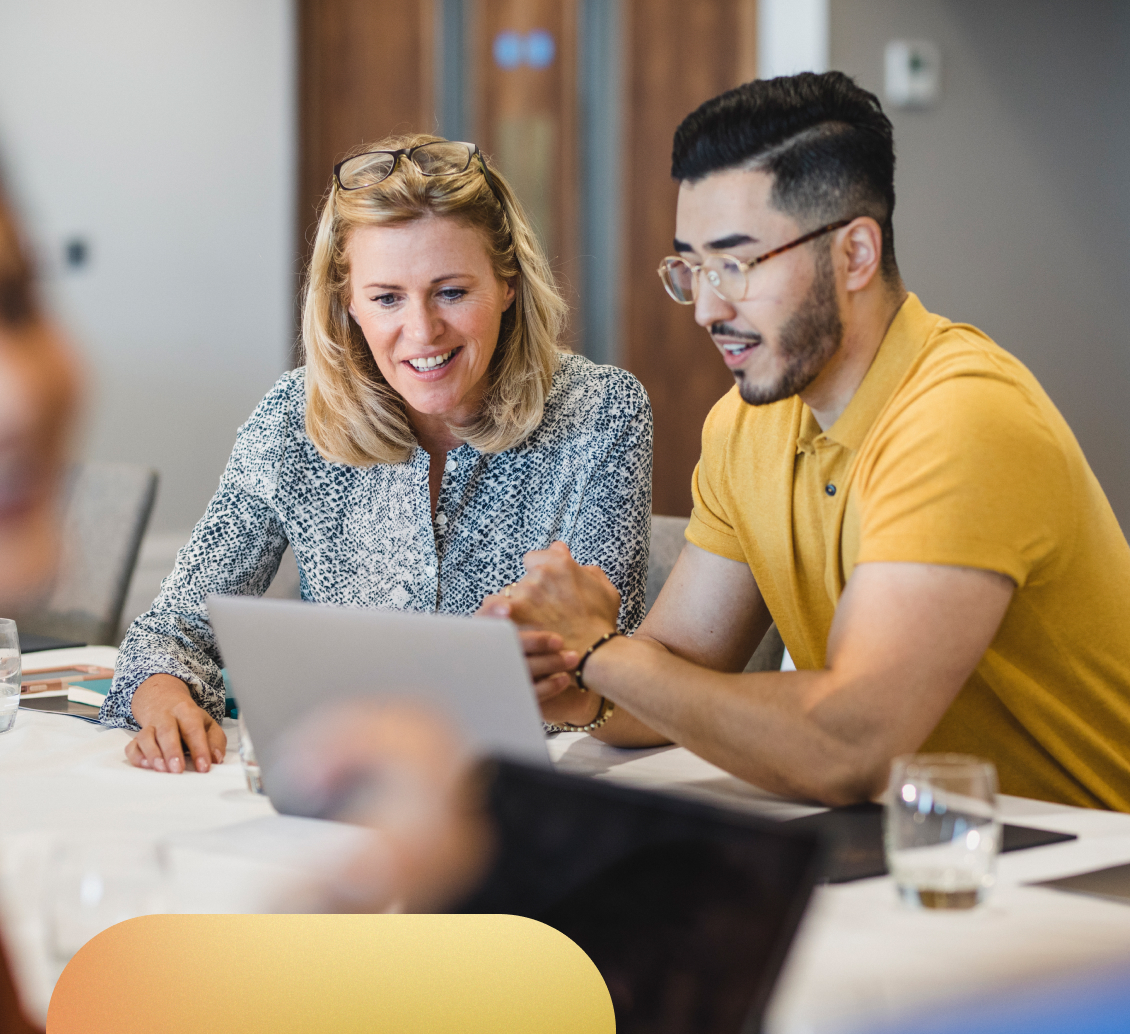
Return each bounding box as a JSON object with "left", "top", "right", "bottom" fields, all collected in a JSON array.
[{"left": 103, "top": 134, "right": 654, "bottom": 774}]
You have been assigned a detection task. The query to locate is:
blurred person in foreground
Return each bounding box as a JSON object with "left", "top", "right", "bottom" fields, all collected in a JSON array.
[
  {"left": 484, "top": 72, "right": 1130, "bottom": 811},
  {"left": 0, "top": 183, "right": 78, "bottom": 611},
  {"left": 103, "top": 134, "right": 652, "bottom": 774},
  {"left": 0, "top": 171, "right": 75, "bottom": 1034}
]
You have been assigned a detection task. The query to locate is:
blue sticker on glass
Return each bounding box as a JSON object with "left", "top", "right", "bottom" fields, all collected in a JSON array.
[
  {"left": 526, "top": 29, "right": 555, "bottom": 69},
  {"left": 493, "top": 30, "right": 523, "bottom": 70}
]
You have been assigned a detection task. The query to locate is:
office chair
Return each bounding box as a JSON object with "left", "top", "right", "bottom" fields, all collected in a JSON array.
[
  {"left": 647, "top": 514, "right": 785, "bottom": 673},
  {"left": 15, "top": 462, "right": 158, "bottom": 646}
]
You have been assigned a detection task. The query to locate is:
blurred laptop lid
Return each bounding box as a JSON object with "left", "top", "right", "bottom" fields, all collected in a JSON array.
[{"left": 208, "top": 595, "right": 549, "bottom": 816}]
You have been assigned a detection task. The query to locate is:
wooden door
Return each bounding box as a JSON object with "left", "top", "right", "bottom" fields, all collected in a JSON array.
[
  {"left": 622, "top": 0, "right": 758, "bottom": 516},
  {"left": 297, "top": 0, "right": 435, "bottom": 269},
  {"left": 470, "top": 1, "right": 581, "bottom": 347}
]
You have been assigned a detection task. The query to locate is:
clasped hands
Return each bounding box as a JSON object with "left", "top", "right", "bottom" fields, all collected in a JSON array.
[{"left": 476, "top": 541, "right": 622, "bottom": 728}]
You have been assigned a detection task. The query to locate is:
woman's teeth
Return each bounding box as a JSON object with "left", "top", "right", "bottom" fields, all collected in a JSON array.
[{"left": 408, "top": 349, "right": 457, "bottom": 371}]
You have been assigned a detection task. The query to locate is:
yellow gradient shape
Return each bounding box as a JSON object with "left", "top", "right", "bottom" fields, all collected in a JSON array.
[{"left": 48, "top": 913, "right": 614, "bottom": 1034}]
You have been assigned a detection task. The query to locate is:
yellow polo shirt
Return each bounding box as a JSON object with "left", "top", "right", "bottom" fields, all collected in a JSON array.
[{"left": 687, "top": 293, "right": 1130, "bottom": 809}]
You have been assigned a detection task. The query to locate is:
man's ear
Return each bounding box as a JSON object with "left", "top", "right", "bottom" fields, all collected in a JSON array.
[{"left": 840, "top": 217, "right": 883, "bottom": 293}]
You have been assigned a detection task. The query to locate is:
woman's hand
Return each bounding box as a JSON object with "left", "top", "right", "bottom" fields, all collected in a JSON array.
[
  {"left": 515, "top": 629, "right": 579, "bottom": 698},
  {"left": 125, "top": 674, "right": 227, "bottom": 773}
]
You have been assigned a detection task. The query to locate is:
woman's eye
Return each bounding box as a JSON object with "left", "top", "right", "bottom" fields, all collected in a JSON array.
[
  {"left": 438, "top": 288, "right": 467, "bottom": 303},
  {"left": 371, "top": 293, "right": 399, "bottom": 307}
]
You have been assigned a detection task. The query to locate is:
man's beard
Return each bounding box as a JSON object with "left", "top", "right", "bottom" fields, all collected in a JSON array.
[{"left": 735, "top": 248, "right": 843, "bottom": 407}]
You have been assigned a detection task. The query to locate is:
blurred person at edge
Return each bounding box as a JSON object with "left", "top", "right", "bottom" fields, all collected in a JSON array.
[
  {"left": 102, "top": 132, "right": 652, "bottom": 775},
  {"left": 0, "top": 181, "right": 79, "bottom": 610}
]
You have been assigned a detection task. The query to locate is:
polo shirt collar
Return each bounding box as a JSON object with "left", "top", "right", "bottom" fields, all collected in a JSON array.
[{"left": 816, "top": 292, "right": 933, "bottom": 452}]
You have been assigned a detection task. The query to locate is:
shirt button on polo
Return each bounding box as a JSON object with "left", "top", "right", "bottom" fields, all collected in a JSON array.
[
  {"left": 825, "top": 483, "right": 837, "bottom": 496},
  {"left": 436, "top": 512, "right": 448, "bottom": 527}
]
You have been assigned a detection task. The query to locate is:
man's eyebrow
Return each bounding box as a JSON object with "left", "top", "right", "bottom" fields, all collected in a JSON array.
[
  {"left": 705, "top": 232, "right": 758, "bottom": 251},
  {"left": 673, "top": 238, "right": 694, "bottom": 253}
]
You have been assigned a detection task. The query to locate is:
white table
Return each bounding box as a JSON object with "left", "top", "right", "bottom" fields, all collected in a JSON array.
[{"left": 4, "top": 647, "right": 1130, "bottom": 1032}]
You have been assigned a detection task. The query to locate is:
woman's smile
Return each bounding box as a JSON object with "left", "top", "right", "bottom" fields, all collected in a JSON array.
[{"left": 405, "top": 345, "right": 463, "bottom": 374}]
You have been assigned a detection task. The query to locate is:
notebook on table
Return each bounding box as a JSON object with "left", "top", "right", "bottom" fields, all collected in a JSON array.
[{"left": 18, "top": 665, "right": 112, "bottom": 722}]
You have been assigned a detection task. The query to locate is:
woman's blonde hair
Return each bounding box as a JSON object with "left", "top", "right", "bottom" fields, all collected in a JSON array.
[{"left": 301, "top": 133, "right": 568, "bottom": 466}]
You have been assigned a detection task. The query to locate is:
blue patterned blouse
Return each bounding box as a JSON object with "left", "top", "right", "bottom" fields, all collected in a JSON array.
[{"left": 101, "top": 354, "right": 653, "bottom": 729}]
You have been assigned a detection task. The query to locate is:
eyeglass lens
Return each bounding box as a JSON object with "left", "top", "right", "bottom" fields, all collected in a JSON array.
[
  {"left": 662, "top": 256, "right": 747, "bottom": 304},
  {"left": 337, "top": 142, "right": 475, "bottom": 189}
]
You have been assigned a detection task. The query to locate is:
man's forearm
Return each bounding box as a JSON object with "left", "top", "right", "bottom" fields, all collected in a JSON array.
[{"left": 583, "top": 636, "right": 889, "bottom": 804}]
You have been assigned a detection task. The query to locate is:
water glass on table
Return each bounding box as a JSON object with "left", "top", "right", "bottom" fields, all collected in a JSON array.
[
  {"left": 884, "top": 753, "right": 1000, "bottom": 909},
  {"left": 237, "top": 711, "right": 265, "bottom": 794},
  {"left": 0, "top": 617, "right": 20, "bottom": 733},
  {"left": 43, "top": 835, "right": 169, "bottom": 964}
]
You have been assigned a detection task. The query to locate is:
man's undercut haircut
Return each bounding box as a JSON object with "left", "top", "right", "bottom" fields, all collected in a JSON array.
[{"left": 672, "top": 71, "right": 899, "bottom": 282}]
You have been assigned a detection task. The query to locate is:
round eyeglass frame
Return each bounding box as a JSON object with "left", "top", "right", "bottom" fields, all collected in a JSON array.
[
  {"left": 333, "top": 141, "right": 500, "bottom": 198},
  {"left": 657, "top": 220, "right": 852, "bottom": 305}
]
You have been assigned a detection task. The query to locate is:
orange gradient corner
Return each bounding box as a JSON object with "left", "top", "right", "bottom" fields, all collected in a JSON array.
[{"left": 48, "top": 913, "right": 613, "bottom": 1034}]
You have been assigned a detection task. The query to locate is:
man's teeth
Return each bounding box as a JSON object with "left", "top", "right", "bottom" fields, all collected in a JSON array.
[
  {"left": 724, "top": 342, "right": 756, "bottom": 354},
  {"left": 408, "top": 349, "right": 456, "bottom": 371}
]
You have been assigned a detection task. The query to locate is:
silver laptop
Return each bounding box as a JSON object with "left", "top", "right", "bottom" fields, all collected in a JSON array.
[{"left": 207, "top": 595, "right": 550, "bottom": 815}]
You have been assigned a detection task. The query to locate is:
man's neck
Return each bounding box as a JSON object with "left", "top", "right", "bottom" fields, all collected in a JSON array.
[{"left": 802, "top": 283, "right": 908, "bottom": 431}]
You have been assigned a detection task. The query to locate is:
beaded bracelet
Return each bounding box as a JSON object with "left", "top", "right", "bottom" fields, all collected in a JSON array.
[
  {"left": 543, "top": 696, "right": 615, "bottom": 735},
  {"left": 573, "top": 631, "right": 622, "bottom": 692}
]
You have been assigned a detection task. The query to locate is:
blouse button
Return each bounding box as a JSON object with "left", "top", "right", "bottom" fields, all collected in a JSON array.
[
  {"left": 444, "top": 456, "right": 457, "bottom": 472},
  {"left": 436, "top": 512, "right": 448, "bottom": 527},
  {"left": 423, "top": 564, "right": 436, "bottom": 578}
]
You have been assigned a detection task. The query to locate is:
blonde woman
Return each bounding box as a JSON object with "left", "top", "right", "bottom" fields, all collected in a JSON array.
[{"left": 105, "top": 135, "right": 653, "bottom": 773}]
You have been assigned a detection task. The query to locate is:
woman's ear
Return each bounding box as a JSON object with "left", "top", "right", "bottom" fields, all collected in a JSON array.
[{"left": 503, "top": 278, "right": 517, "bottom": 312}]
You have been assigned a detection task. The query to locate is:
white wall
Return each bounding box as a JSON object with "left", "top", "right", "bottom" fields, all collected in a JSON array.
[
  {"left": 831, "top": 0, "right": 1130, "bottom": 532},
  {"left": 758, "top": 0, "right": 829, "bottom": 78},
  {"left": 0, "top": 0, "right": 296, "bottom": 536}
]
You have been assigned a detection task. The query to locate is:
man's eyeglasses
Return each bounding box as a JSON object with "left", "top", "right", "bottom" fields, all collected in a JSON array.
[
  {"left": 333, "top": 141, "right": 500, "bottom": 197},
  {"left": 657, "top": 220, "right": 851, "bottom": 305}
]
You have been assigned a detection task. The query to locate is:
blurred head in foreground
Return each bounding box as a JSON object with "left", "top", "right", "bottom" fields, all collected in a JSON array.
[
  {"left": 278, "top": 700, "right": 491, "bottom": 913},
  {"left": 0, "top": 177, "right": 79, "bottom": 610}
]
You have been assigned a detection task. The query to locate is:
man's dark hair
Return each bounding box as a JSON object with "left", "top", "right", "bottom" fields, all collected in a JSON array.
[{"left": 672, "top": 71, "right": 899, "bottom": 282}]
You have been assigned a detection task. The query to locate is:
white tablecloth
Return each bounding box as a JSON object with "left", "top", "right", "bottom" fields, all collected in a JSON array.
[{"left": 4, "top": 648, "right": 1130, "bottom": 1032}]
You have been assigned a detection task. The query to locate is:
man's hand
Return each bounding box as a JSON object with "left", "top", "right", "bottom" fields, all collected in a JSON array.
[
  {"left": 479, "top": 542, "right": 621, "bottom": 655},
  {"left": 125, "top": 674, "right": 227, "bottom": 773}
]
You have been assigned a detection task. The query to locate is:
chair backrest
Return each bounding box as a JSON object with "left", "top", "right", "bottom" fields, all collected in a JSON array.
[
  {"left": 16, "top": 462, "right": 158, "bottom": 646},
  {"left": 645, "top": 513, "right": 784, "bottom": 673}
]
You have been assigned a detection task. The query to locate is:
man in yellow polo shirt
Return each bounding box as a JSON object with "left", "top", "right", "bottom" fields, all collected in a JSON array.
[{"left": 482, "top": 71, "right": 1130, "bottom": 810}]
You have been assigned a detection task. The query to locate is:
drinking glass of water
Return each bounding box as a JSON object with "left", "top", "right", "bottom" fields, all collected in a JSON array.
[
  {"left": 0, "top": 618, "right": 21, "bottom": 734},
  {"left": 884, "top": 754, "right": 1000, "bottom": 909},
  {"left": 43, "top": 835, "right": 169, "bottom": 964},
  {"left": 238, "top": 711, "right": 264, "bottom": 794}
]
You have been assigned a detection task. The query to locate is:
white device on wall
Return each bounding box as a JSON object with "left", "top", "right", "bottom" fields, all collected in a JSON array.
[{"left": 885, "top": 39, "right": 941, "bottom": 108}]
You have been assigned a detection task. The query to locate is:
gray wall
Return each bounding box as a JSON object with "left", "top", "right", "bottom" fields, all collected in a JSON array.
[
  {"left": 831, "top": 0, "right": 1130, "bottom": 531},
  {"left": 0, "top": 1, "right": 296, "bottom": 535}
]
